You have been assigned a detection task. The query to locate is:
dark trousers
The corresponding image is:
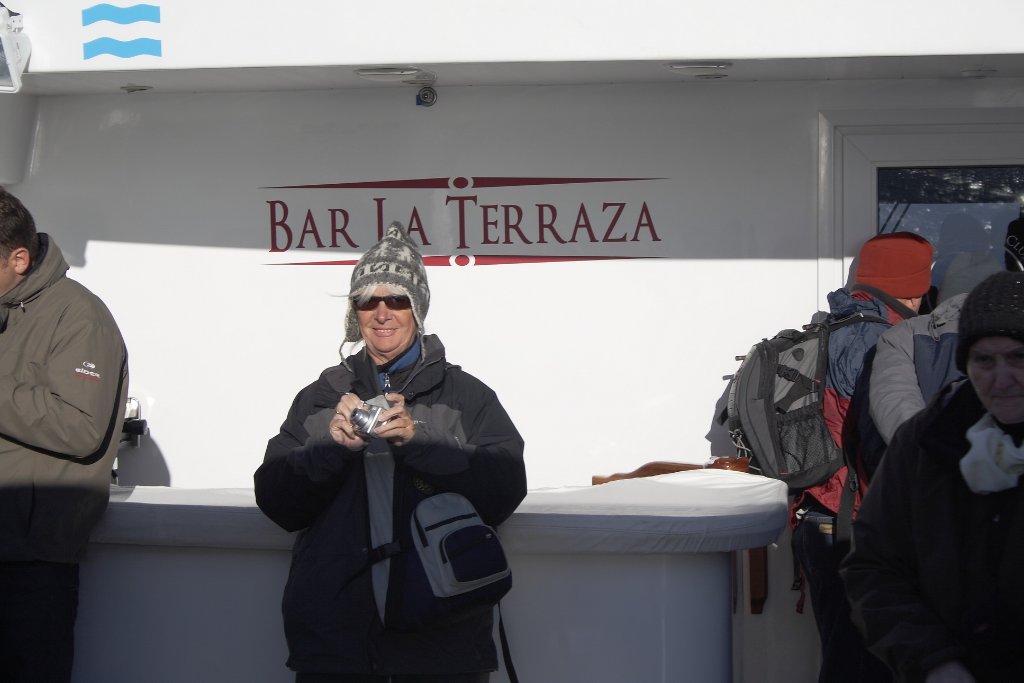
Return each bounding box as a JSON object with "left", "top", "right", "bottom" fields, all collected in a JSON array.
[
  {"left": 297, "top": 674, "right": 488, "bottom": 683},
  {"left": 792, "top": 509, "right": 891, "bottom": 683},
  {"left": 0, "top": 561, "right": 80, "bottom": 683}
]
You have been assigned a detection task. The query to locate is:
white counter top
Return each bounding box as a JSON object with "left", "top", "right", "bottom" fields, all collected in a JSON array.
[
  {"left": 92, "top": 468, "right": 787, "bottom": 554},
  {"left": 503, "top": 469, "right": 788, "bottom": 553}
]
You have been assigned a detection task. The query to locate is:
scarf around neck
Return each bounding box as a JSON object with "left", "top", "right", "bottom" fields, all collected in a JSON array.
[{"left": 960, "top": 413, "right": 1024, "bottom": 494}]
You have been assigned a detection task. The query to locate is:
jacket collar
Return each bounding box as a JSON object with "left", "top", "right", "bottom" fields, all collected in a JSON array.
[
  {"left": 928, "top": 292, "right": 965, "bottom": 333},
  {"left": 347, "top": 334, "right": 447, "bottom": 401},
  {"left": 0, "top": 234, "right": 68, "bottom": 332},
  {"left": 919, "top": 380, "right": 986, "bottom": 463}
]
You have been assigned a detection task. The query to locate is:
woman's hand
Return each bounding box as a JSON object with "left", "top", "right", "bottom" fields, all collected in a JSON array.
[
  {"left": 374, "top": 393, "right": 417, "bottom": 447},
  {"left": 328, "top": 393, "right": 369, "bottom": 451},
  {"left": 925, "top": 661, "right": 976, "bottom": 683}
]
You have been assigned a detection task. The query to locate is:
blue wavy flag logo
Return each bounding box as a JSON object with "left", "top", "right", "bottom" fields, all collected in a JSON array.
[
  {"left": 83, "top": 4, "right": 162, "bottom": 59},
  {"left": 82, "top": 4, "right": 160, "bottom": 25}
]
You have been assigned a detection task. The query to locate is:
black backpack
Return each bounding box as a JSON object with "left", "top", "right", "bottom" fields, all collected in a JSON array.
[{"left": 721, "top": 312, "right": 887, "bottom": 493}]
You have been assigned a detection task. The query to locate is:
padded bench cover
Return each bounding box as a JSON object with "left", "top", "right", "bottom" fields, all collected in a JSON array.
[
  {"left": 92, "top": 469, "right": 787, "bottom": 554},
  {"left": 499, "top": 469, "right": 787, "bottom": 554}
]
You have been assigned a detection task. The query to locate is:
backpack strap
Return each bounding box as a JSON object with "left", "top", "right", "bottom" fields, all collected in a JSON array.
[
  {"left": 774, "top": 364, "right": 817, "bottom": 407},
  {"left": 849, "top": 283, "right": 921, "bottom": 320},
  {"left": 836, "top": 445, "right": 875, "bottom": 552},
  {"left": 823, "top": 310, "right": 890, "bottom": 329},
  {"left": 498, "top": 603, "right": 519, "bottom": 683},
  {"left": 835, "top": 467, "right": 857, "bottom": 552},
  {"left": 331, "top": 541, "right": 405, "bottom": 600},
  {"left": 774, "top": 326, "right": 827, "bottom": 413},
  {"left": 368, "top": 541, "right": 403, "bottom": 564},
  {"left": 790, "top": 537, "right": 806, "bottom": 614}
]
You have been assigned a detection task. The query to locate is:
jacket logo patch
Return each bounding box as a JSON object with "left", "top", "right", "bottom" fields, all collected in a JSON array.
[{"left": 74, "top": 361, "right": 102, "bottom": 381}]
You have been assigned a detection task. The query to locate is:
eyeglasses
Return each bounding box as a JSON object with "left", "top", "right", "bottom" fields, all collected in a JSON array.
[{"left": 352, "top": 295, "right": 412, "bottom": 312}]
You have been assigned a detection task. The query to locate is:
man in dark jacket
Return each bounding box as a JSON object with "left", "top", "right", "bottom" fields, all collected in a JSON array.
[
  {"left": 0, "top": 188, "right": 129, "bottom": 683},
  {"left": 791, "top": 231, "right": 933, "bottom": 683},
  {"left": 255, "top": 222, "right": 527, "bottom": 682}
]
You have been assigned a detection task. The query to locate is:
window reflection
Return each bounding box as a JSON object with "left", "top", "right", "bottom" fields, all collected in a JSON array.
[{"left": 877, "top": 166, "right": 1024, "bottom": 284}]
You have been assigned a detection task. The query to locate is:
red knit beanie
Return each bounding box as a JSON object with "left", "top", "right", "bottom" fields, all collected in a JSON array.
[{"left": 854, "top": 232, "right": 934, "bottom": 298}]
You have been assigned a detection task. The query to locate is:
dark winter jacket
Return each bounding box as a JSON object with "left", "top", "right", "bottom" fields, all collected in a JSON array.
[
  {"left": 255, "top": 334, "right": 526, "bottom": 676},
  {"left": 842, "top": 381, "right": 1024, "bottom": 682},
  {"left": 0, "top": 234, "right": 128, "bottom": 563}
]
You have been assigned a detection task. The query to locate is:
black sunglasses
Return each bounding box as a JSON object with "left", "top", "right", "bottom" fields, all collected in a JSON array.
[{"left": 352, "top": 295, "right": 412, "bottom": 312}]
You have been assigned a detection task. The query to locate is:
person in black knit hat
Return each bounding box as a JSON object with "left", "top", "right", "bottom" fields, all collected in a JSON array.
[
  {"left": 955, "top": 270, "right": 1024, "bottom": 373},
  {"left": 843, "top": 270, "right": 1024, "bottom": 683}
]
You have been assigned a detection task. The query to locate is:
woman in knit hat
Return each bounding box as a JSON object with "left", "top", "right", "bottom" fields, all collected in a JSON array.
[
  {"left": 842, "top": 271, "right": 1024, "bottom": 683},
  {"left": 255, "top": 222, "right": 527, "bottom": 683}
]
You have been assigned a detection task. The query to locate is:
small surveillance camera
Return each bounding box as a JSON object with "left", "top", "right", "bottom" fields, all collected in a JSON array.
[{"left": 416, "top": 86, "right": 437, "bottom": 107}]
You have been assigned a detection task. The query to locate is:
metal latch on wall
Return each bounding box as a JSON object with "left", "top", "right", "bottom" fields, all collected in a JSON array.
[{"left": 120, "top": 397, "right": 148, "bottom": 448}]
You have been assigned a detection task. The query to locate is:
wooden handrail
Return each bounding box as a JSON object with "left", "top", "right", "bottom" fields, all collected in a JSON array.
[{"left": 591, "top": 461, "right": 702, "bottom": 486}]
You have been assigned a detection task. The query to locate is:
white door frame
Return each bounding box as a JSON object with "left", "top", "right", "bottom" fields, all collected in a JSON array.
[{"left": 817, "top": 106, "right": 1024, "bottom": 305}]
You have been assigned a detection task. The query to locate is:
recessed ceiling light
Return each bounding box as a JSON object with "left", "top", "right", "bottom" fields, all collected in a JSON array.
[
  {"left": 354, "top": 67, "right": 423, "bottom": 82},
  {"left": 667, "top": 61, "right": 733, "bottom": 71},
  {"left": 401, "top": 70, "right": 436, "bottom": 86},
  {"left": 960, "top": 67, "right": 997, "bottom": 79}
]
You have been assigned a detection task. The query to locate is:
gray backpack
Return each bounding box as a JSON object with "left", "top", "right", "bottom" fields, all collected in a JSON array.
[{"left": 721, "top": 312, "right": 886, "bottom": 492}]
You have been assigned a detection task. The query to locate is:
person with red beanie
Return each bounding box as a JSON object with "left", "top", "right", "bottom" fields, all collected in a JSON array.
[{"left": 792, "top": 231, "right": 934, "bottom": 683}]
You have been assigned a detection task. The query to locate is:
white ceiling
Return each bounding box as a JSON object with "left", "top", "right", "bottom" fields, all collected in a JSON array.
[{"left": 18, "top": 53, "right": 1024, "bottom": 96}]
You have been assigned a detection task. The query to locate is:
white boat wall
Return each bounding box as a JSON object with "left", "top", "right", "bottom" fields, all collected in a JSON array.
[
  {"left": 2, "top": 1, "right": 1024, "bottom": 681},
  {"left": 78, "top": 471, "right": 790, "bottom": 683}
]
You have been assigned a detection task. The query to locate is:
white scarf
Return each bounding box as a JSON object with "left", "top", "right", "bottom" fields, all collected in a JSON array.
[{"left": 959, "top": 413, "right": 1024, "bottom": 494}]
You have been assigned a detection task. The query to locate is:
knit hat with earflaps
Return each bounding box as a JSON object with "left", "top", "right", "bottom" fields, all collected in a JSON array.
[
  {"left": 344, "top": 222, "right": 430, "bottom": 343},
  {"left": 854, "top": 232, "right": 934, "bottom": 299},
  {"left": 956, "top": 270, "right": 1024, "bottom": 371}
]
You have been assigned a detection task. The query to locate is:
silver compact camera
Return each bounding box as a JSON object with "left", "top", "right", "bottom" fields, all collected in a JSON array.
[{"left": 350, "top": 395, "right": 392, "bottom": 438}]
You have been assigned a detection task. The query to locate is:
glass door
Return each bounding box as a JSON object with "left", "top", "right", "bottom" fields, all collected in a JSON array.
[{"left": 877, "top": 165, "right": 1024, "bottom": 289}]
